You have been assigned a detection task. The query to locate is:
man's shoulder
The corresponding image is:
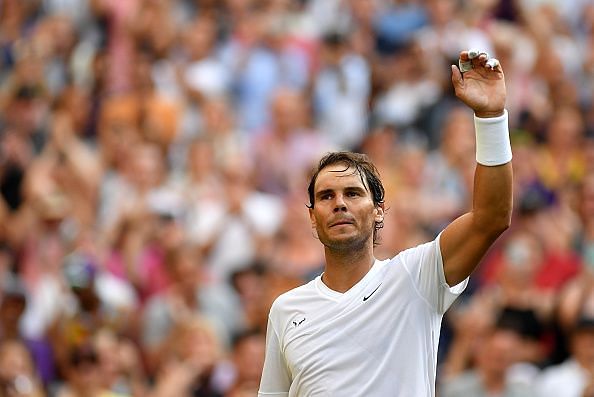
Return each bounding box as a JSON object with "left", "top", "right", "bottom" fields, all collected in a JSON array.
[
  {"left": 269, "top": 279, "right": 324, "bottom": 320},
  {"left": 535, "top": 359, "right": 584, "bottom": 396},
  {"left": 271, "top": 279, "right": 318, "bottom": 309},
  {"left": 394, "top": 236, "right": 441, "bottom": 262},
  {"left": 538, "top": 359, "right": 583, "bottom": 382}
]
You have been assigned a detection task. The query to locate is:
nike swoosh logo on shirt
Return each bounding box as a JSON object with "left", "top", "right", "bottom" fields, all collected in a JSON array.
[{"left": 363, "top": 283, "right": 382, "bottom": 301}]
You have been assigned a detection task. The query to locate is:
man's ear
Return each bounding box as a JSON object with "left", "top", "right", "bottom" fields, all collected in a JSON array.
[
  {"left": 309, "top": 207, "right": 319, "bottom": 239},
  {"left": 309, "top": 207, "right": 316, "bottom": 228},
  {"left": 375, "top": 203, "right": 385, "bottom": 223}
]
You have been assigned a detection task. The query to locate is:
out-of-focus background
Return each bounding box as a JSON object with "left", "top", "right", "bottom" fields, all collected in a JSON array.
[{"left": 0, "top": 0, "right": 593, "bottom": 396}]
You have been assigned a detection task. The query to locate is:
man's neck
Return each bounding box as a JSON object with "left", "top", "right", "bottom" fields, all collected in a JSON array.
[{"left": 322, "top": 246, "right": 376, "bottom": 293}]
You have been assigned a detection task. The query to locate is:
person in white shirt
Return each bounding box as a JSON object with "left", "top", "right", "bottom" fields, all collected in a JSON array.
[
  {"left": 259, "top": 50, "right": 513, "bottom": 396},
  {"left": 536, "top": 314, "right": 594, "bottom": 397}
]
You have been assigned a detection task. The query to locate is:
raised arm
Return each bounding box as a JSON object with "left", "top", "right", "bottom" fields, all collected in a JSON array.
[{"left": 440, "top": 50, "right": 513, "bottom": 286}]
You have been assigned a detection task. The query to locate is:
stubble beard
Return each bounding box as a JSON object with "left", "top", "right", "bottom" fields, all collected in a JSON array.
[{"left": 318, "top": 226, "right": 374, "bottom": 254}]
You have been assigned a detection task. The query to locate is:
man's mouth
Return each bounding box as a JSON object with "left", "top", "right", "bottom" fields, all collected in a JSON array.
[{"left": 329, "top": 220, "right": 354, "bottom": 227}]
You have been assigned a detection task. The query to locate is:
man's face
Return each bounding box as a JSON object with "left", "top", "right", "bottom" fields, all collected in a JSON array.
[{"left": 309, "top": 164, "right": 383, "bottom": 251}]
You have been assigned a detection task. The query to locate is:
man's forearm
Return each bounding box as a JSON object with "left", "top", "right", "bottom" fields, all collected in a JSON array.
[{"left": 471, "top": 162, "right": 513, "bottom": 236}]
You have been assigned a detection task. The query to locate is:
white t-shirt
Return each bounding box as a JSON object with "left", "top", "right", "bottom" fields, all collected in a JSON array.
[
  {"left": 258, "top": 235, "right": 467, "bottom": 397},
  {"left": 535, "top": 359, "right": 590, "bottom": 397}
]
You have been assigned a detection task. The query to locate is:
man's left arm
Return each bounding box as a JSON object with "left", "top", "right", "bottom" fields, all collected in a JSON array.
[{"left": 440, "top": 50, "right": 513, "bottom": 286}]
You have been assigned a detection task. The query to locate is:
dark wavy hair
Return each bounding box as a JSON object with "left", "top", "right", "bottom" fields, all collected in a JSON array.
[{"left": 307, "top": 152, "right": 385, "bottom": 244}]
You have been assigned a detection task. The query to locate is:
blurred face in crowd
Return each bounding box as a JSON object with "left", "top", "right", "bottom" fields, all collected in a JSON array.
[
  {"left": 547, "top": 106, "right": 584, "bottom": 150},
  {"left": 321, "top": 34, "right": 347, "bottom": 66},
  {"left": 180, "top": 319, "right": 220, "bottom": 371},
  {"left": 476, "top": 329, "right": 522, "bottom": 378},
  {"left": 426, "top": 0, "right": 456, "bottom": 26},
  {"left": 498, "top": 231, "right": 543, "bottom": 291},
  {"left": 309, "top": 163, "right": 383, "bottom": 251},
  {"left": 361, "top": 125, "right": 398, "bottom": 165},
  {"left": 0, "top": 294, "right": 26, "bottom": 328},
  {"left": 168, "top": 245, "right": 202, "bottom": 292},
  {"left": 99, "top": 97, "right": 141, "bottom": 169},
  {"left": 202, "top": 98, "right": 234, "bottom": 134},
  {"left": 222, "top": 155, "right": 255, "bottom": 209},
  {"left": 271, "top": 89, "right": 307, "bottom": 135},
  {"left": 94, "top": 330, "right": 120, "bottom": 382},
  {"left": 187, "top": 139, "right": 217, "bottom": 180},
  {"left": 127, "top": 143, "right": 164, "bottom": 191},
  {"left": 442, "top": 107, "right": 475, "bottom": 164},
  {"left": 0, "top": 341, "right": 35, "bottom": 388},
  {"left": 348, "top": 0, "right": 376, "bottom": 26},
  {"left": 184, "top": 17, "right": 216, "bottom": 60},
  {"left": 57, "top": 85, "right": 91, "bottom": 134},
  {"left": 66, "top": 346, "right": 101, "bottom": 394},
  {"left": 233, "top": 333, "right": 266, "bottom": 385}
]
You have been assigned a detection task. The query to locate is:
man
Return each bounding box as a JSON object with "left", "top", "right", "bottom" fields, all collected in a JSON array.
[{"left": 258, "top": 50, "right": 513, "bottom": 396}]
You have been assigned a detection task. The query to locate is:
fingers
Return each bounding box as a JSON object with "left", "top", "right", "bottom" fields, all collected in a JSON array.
[
  {"left": 457, "top": 50, "right": 471, "bottom": 72},
  {"left": 486, "top": 58, "right": 500, "bottom": 70},
  {"left": 451, "top": 64, "right": 463, "bottom": 90},
  {"left": 457, "top": 49, "right": 502, "bottom": 74}
]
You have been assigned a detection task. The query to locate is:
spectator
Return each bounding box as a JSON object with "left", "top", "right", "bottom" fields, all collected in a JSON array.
[
  {"left": 151, "top": 315, "right": 224, "bottom": 397},
  {"left": 441, "top": 325, "right": 536, "bottom": 397},
  {"left": 251, "top": 87, "right": 333, "bottom": 196},
  {"left": 223, "top": 330, "right": 266, "bottom": 397},
  {"left": 93, "top": 329, "right": 148, "bottom": 397},
  {"left": 0, "top": 339, "right": 45, "bottom": 397},
  {"left": 312, "top": 30, "right": 371, "bottom": 149},
  {"left": 536, "top": 311, "right": 594, "bottom": 397},
  {"left": 141, "top": 243, "right": 240, "bottom": 373}
]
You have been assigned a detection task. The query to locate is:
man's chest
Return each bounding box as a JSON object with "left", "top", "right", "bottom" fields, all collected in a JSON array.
[{"left": 279, "top": 276, "right": 426, "bottom": 379}]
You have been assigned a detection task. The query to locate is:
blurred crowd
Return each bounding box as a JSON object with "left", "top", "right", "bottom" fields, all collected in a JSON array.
[{"left": 0, "top": 0, "right": 593, "bottom": 396}]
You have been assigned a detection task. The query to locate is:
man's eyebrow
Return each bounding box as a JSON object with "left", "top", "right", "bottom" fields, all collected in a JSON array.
[
  {"left": 315, "top": 189, "right": 334, "bottom": 199},
  {"left": 344, "top": 186, "right": 367, "bottom": 193},
  {"left": 315, "top": 185, "right": 367, "bottom": 199}
]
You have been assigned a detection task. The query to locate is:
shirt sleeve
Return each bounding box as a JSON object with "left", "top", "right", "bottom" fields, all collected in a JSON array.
[
  {"left": 258, "top": 316, "right": 291, "bottom": 397},
  {"left": 400, "top": 234, "right": 468, "bottom": 314}
]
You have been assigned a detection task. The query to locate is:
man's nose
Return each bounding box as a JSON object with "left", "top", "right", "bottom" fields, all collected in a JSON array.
[{"left": 333, "top": 195, "right": 347, "bottom": 212}]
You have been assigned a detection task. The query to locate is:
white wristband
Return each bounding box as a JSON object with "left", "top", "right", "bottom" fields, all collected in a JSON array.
[{"left": 474, "top": 109, "right": 512, "bottom": 166}]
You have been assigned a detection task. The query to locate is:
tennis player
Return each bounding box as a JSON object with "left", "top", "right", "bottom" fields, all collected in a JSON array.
[{"left": 258, "top": 50, "right": 513, "bottom": 396}]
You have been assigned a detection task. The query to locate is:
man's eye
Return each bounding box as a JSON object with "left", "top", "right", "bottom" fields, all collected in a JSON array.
[
  {"left": 320, "top": 194, "right": 332, "bottom": 200},
  {"left": 346, "top": 191, "right": 360, "bottom": 197}
]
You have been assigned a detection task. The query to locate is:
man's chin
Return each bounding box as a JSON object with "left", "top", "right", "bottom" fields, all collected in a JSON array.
[{"left": 320, "top": 233, "right": 368, "bottom": 251}]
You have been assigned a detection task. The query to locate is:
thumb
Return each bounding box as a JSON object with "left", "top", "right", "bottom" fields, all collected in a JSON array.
[{"left": 451, "top": 64, "right": 464, "bottom": 93}]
